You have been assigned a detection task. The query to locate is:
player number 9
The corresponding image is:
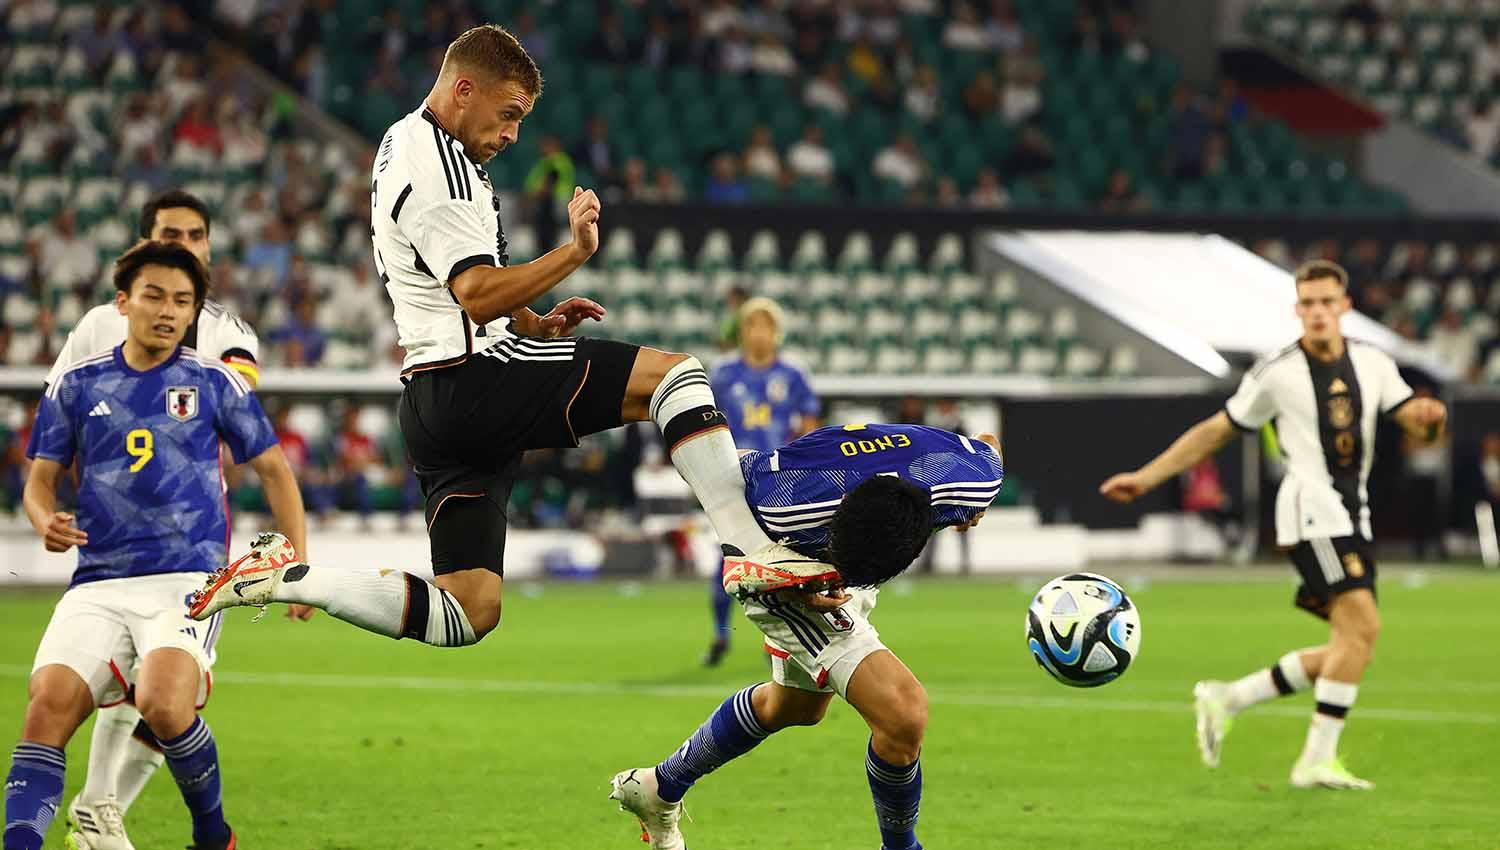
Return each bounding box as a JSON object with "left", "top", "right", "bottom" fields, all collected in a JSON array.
[{"left": 126, "top": 428, "right": 154, "bottom": 473}]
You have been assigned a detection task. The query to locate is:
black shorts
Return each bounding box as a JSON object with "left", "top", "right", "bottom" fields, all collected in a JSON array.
[
  {"left": 1289, "top": 536, "right": 1377, "bottom": 619},
  {"left": 398, "top": 335, "right": 640, "bottom": 576}
]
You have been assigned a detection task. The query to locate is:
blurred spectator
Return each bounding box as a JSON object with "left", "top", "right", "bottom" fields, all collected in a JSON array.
[
  {"left": 846, "top": 37, "right": 888, "bottom": 89},
  {"left": 1003, "top": 125, "right": 1056, "bottom": 178},
  {"left": 34, "top": 211, "right": 99, "bottom": 295},
  {"left": 746, "top": 0, "right": 793, "bottom": 40},
  {"left": 174, "top": 98, "right": 223, "bottom": 157},
  {"left": 514, "top": 11, "right": 553, "bottom": 66},
  {"left": 703, "top": 0, "right": 745, "bottom": 38},
  {"left": 276, "top": 300, "right": 327, "bottom": 367},
  {"left": 614, "top": 157, "right": 651, "bottom": 202},
  {"left": 752, "top": 32, "right": 797, "bottom": 76},
  {"left": 742, "top": 126, "right": 783, "bottom": 181},
  {"left": 1068, "top": 9, "right": 1119, "bottom": 55},
  {"left": 1402, "top": 387, "right": 1449, "bottom": 559},
  {"left": 1216, "top": 79, "right": 1250, "bottom": 125},
  {"left": 331, "top": 404, "right": 378, "bottom": 520},
  {"left": 524, "top": 136, "right": 576, "bottom": 249},
  {"left": 641, "top": 15, "right": 673, "bottom": 68},
  {"left": 787, "top": 124, "right": 836, "bottom": 184},
  {"left": 1099, "top": 169, "right": 1149, "bottom": 212},
  {"left": 987, "top": 1, "right": 1025, "bottom": 51},
  {"left": 1475, "top": 27, "right": 1500, "bottom": 91},
  {"left": 1466, "top": 99, "right": 1500, "bottom": 160},
  {"left": 805, "top": 63, "right": 851, "bottom": 115},
  {"left": 934, "top": 177, "right": 963, "bottom": 207},
  {"left": 719, "top": 285, "right": 751, "bottom": 350},
  {"left": 970, "top": 168, "right": 1009, "bottom": 208},
  {"left": 1167, "top": 84, "right": 1213, "bottom": 180},
  {"left": 963, "top": 70, "right": 1001, "bottom": 121},
  {"left": 1112, "top": 8, "right": 1151, "bottom": 64},
  {"left": 895, "top": 395, "right": 927, "bottom": 424},
  {"left": 904, "top": 65, "right": 941, "bottom": 123},
  {"left": 123, "top": 143, "right": 170, "bottom": 192},
  {"left": 944, "top": 2, "right": 990, "bottom": 50},
  {"left": 221, "top": 101, "right": 270, "bottom": 168},
  {"left": 1201, "top": 132, "right": 1228, "bottom": 179},
  {"left": 244, "top": 220, "right": 293, "bottom": 289},
  {"left": 704, "top": 154, "right": 751, "bottom": 204},
  {"left": 1428, "top": 309, "right": 1479, "bottom": 377},
  {"left": 873, "top": 133, "right": 927, "bottom": 190},
  {"left": 590, "top": 11, "right": 636, "bottom": 65},
  {"left": 572, "top": 117, "right": 618, "bottom": 189},
  {"left": 268, "top": 403, "right": 329, "bottom": 518},
  {"left": 643, "top": 167, "right": 686, "bottom": 203},
  {"left": 999, "top": 74, "right": 1041, "bottom": 124},
  {"left": 719, "top": 25, "right": 754, "bottom": 74},
  {"left": 72, "top": 7, "right": 122, "bottom": 77}
]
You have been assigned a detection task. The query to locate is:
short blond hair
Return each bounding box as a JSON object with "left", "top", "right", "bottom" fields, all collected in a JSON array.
[
  {"left": 1293, "top": 259, "right": 1349, "bottom": 290},
  {"left": 443, "top": 24, "right": 542, "bottom": 95},
  {"left": 739, "top": 296, "right": 785, "bottom": 331}
]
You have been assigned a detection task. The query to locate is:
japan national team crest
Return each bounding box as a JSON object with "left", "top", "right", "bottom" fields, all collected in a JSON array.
[
  {"left": 166, "top": 386, "right": 199, "bottom": 421},
  {"left": 822, "top": 607, "right": 855, "bottom": 632}
]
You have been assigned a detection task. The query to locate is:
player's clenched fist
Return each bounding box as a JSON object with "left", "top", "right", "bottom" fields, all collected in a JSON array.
[
  {"left": 40, "top": 511, "right": 88, "bottom": 552},
  {"left": 1099, "top": 471, "right": 1149, "bottom": 504},
  {"left": 568, "top": 185, "right": 600, "bottom": 259}
]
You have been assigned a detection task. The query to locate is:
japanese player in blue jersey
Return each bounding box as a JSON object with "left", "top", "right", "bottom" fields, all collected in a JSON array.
[
  {"left": 610, "top": 423, "right": 1004, "bottom": 850},
  {"left": 703, "top": 297, "right": 819, "bottom": 666},
  {"left": 7, "top": 242, "right": 307, "bottom": 850}
]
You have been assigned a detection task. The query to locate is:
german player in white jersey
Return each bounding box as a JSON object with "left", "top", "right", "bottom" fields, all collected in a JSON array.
[
  {"left": 192, "top": 26, "right": 824, "bottom": 659},
  {"left": 1100, "top": 260, "right": 1447, "bottom": 790},
  {"left": 40, "top": 190, "right": 292, "bottom": 850}
]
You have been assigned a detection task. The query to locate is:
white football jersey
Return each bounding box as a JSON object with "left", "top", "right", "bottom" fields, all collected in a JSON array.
[
  {"left": 45, "top": 300, "right": 260, "bottom": 386},
  {"left": 1225, "top": 338, "right": 1413, "bottom": 546},
  {"left": 370, "top": 105, "right": 514, "bottom": 376}
]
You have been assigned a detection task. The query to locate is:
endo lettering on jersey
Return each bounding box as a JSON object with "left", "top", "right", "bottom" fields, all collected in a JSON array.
[
  {"left": 166, "top": 386, "right": 199, "bottom": 422},
  {"left": 838, "top": 434, "right": 913, "bottom": 456}
]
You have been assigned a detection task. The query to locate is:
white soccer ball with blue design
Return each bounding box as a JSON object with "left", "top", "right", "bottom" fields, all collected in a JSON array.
[{"left": 1025, "top": 572, "right": 1141, "bottom": 688}]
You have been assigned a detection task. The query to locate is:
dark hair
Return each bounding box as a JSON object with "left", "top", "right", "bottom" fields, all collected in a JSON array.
[
  {"left": 1294, "top": 259, "right": 1348, "bottom": 290},
  {"left": 114, "top": 241, "right": 210, "bottom": 304},
  {"left": 138, "top": 189, "right": 211, "bottom": 239},
  {"left": 444, "top": 24, "right": 542, "bottom": 95},
  {"left": 826, "top": 476, "right": 932, "bottom": 588}
]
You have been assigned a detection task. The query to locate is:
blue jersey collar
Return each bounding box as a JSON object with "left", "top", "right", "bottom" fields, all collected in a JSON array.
[{"left": 113, "top": 343, "right": 183, "bottom": 376}]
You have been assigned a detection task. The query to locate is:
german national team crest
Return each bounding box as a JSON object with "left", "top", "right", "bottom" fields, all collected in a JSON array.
[
  {"left": 822, "top": 607, "right": 855, "bottom": 632},
  {"left": 1328, "top": 396, "right": 1354, "bottom": 429},
  {"left": 1342, "top": 552, "right": 1365, "bottom": 578},
  {"left": 166, "top": 386, "right": 199, "bottom": 421}
]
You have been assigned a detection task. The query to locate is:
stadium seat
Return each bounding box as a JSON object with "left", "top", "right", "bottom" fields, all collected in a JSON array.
[
  {"left": 696, "top": 229, "right": 734, "bottom": 272},
  {"left": 884, "top": 232, "right": 920, "bottom": 274},
  {"left": 743, "top": 230, "right": 781, "bottom": 272},
  {"left": 1106, "top": 345, "right": 1141, "bottom": 378},
  {"left": 967, "top": 344, "right": 1014, "bottom": 374},
  {"left": 647, "top": 228, "right": 686, "bottom": 271},
  {"left": 789, "top": 231, "right": 828, "bottom": 274},
  {"left": 836, "top": 231, "right": 875, "bottom": 274}
]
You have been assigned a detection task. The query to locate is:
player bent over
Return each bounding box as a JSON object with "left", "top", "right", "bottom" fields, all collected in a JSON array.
[
  {"left": 1100, "top": 260, "right": 1446, "bottom": 790},
  {"left": 611, "top": 424, "right": 1004, "bottom": 850},
  {"left": 4, "top": 243, "right": 306, "bottom": 850}
]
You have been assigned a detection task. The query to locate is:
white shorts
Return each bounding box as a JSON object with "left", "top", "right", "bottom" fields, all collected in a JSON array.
[
  {"left": 32, "top": 573, "right": 223, "bottom": 709},
  {"left": 743, "top": 587, "right": 886, "bottom": 698}
]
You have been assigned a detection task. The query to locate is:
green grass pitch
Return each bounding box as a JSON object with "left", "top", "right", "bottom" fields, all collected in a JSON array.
[{"left": 1, "top": 570, "right": 1496, "bottom": 849}]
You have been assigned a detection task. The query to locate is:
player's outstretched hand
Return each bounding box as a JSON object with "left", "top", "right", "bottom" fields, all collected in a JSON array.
[
  {"left": 537, "top": 296, "right": 607, "bottom": 339},
  {"left": 42, "top": 512, "right": 87, "bottom": 552},
  {"left": 1099, "top": 472, "right": 1148, "bottom": 504},
  {"left": 568, "top": 186, "right": 600, "bottom": 259},
  {"left": 285, "top": 604, "right": 316, "bottom": 621}
]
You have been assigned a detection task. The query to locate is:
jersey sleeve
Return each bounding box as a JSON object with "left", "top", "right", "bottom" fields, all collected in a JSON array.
[
  {"left": 44, "top": 308, "right": 100, "bottom": 386},
  {"left": 26, "top": 382, "right": 77, "bottom": 465},
  {"left": 407, "top": 198, "right": 500, "bottom": 283},
  {"left": 211, "top": 372, "right": 279, "bottom": 464},
  {"left": 1224, "top": 369, "right": 1278, "bottom": 431},
  {"left": 215, "top": 310, "right": 261, "bottom": 386},
  {"left": 1378, "top": 353, "right": 1415, "bottom": 415}
]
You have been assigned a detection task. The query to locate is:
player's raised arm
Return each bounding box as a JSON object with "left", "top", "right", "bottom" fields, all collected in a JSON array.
[
  {"left": 23, "top": 458, "right": 88, "bottom": 552},
  {"left": 448, "top": 186, "right": 600, "bottom": 325},
  {"left": 1099, "top": 410, "right": 1239, "bottom": 504}
]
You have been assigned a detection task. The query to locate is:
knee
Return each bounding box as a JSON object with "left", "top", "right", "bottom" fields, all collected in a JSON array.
[
  {"left": 135, "top": 692, "right": 195, "bottom": 741},
  {"left": 779, "top": 698, "right": 830, "bottom": 728},
  {"left": 22, "top": 690, "right": 84, "bottom": 744},
  {"left": 456, "top": 593, "right": 501, "bottom": 641}
]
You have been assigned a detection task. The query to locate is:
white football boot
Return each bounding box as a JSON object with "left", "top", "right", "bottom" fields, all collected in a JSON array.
[
  {"left": 721, "top": 541, "right": 840, "bottom": 600},
  {"left": 1193, "top": 680, "right": 1234, "bottom": 769},
  {"left": 189, "top": 531, "right": 300, "bottom": 621},
  {"left": 609, "top": 768, "right": 687, "bottom": 850},
  {"left": 1291, "top": 757, "right": 1375, "bottom": 790},
  {"left": 63, "top": 795, "right": 134, "bottom": 850}
]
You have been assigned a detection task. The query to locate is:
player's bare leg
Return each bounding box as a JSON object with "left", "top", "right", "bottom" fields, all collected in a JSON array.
[
  {"left": 1292, "top": 589, "right": 1378, "bottom": 789},
  {"left": 844, "top": 651, "right": 929, "bottom": 850},
  {"left": 5, "top": 666, "right": 93, "bottom": 850},
  {"left": 135, "top": 648, "right": 236, "bottom": 848}
]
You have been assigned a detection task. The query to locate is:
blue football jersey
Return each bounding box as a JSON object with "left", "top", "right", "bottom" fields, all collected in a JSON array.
[
  {"left": 26, "top": 346, "right": 278, "bottom": 587},
  {"left": 711, "top": 356, "right": 819, "bottom": 454},
  {"left": 739, "top": 424, "right": 1005, "bottom": 556}
]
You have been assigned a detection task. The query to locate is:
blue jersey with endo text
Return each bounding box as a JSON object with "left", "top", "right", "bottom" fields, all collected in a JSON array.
[
  {"left": 711, "top": 356, "right": 819, "bottom": 454},
  {"left": 26, "top": 346, "right": 278, "bottom": 587},
  {"left": 739, "top": 424, "right": 1005, "bottom": 556}
]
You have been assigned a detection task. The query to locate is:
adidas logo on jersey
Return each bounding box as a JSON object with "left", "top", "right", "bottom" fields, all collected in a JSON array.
[{"left": 87, "top": 401, "right": 112, "bottom": 417}]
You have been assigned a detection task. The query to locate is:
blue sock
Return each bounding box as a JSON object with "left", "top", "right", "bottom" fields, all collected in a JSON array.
[
  {"left": 866, "top": 741, "right": 923, "bottom": 850},
  {"left": 654, "top": 684, "right": 770, "bottom": 802},
  {"left": 159, "top": 718, "right": 229, "bottom": 845},
  {"left": 710, "top": 564, "right": 733, "bottom": 640},
  {"left": 4, "top": 742, "right": 65, "bottom": 850}
]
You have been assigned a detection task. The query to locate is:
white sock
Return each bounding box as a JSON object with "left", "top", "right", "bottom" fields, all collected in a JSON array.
[
  {"left": 1302, "top": 679, "right": 1358, "bottom": 764},
  {"left": 651, "top": 357, "right": 773, "bottom": 553},
  {"left": 272, "top": 564, "right": 476, "bottom": 646},
  {"left": 81, "top": 704, "right": 136, "bottom": 802},
  {"left": 1225, "top": 649, "right": 1315, "bottom": 714},
  {"left": 112, "top": 734, "right": 164, "bottom": 812}
]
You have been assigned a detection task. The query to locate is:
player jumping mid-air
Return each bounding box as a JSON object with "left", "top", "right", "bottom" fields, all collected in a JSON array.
[
  {"left": 611, "top": 423, "right": 1004, "bottom": 850},
  {"left": 1100, "top": 260, "right": 1446, "bottom": 790},
  {"left": 190, "top": 25, "right": 825, "bottom": 647},
  {"left": 5, "top": 242, "right": 306, "bottom": 850}
]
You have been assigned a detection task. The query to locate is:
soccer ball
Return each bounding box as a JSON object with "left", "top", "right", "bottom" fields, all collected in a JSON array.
[{"left": 1025, "top": 572, "right": 1141, "bottom": 688}]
